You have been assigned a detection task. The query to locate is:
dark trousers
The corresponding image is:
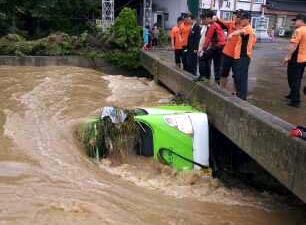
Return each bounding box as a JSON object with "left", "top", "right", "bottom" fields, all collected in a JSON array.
[
  {"left": 199, "top": 47, "right": 223, "bottom": 81},
  {"left": 233, "top": 56, "right": 250, "bottom": 100},
  {"left": 186, "top": 50, "right": 198, "bottom": 76},
  {"left": 182, "top": 47, "right": 188, "bottom": 70},
  {"left": 199, "top": 57, "right": 211, "bottom": 79},
  {"left": 174, "top": 49, "right": 183, "bottom": 66},
  {"left": 152, "top": 38, "right": 158, "bottom": 47},
  {"left": 287, "top": 61, "right": 306, "bottom": 103},
  {"left": 220, "top": 54, "right": 235, "bottom": 78}
]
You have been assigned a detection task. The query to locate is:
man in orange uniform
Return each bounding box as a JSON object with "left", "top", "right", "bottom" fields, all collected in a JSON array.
[
  {"left": 171, "top": 17, "right": 184, "bottom": 68},
  {"left": 217, "top": 10, "right": 243, "bottom": 89},
  {"left": 284, "top": 14, "right": 306, "bottom": 108},
  {"left": 227, "top": 11, "right": 256, "bottom": 100},
  {"left": 180, "top": 14, "right": 192, "bottom": 70}
]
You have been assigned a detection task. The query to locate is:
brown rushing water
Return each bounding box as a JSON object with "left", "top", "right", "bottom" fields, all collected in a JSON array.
[{"left": 0, "top": 66, "right": 304, "bottom": 225}]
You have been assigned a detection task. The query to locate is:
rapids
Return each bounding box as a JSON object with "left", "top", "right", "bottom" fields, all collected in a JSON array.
[{"left": 0, "top": 66, "right": 304, "bottom": 225}]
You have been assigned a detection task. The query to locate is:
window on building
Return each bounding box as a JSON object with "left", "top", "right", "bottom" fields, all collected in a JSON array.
[
  {"left": 222, "top": 11, "right": 232, "bottom": 20},
  {"left": 254, "top": 0, "right": 264, "bottom": 3},
  {"left": 251, "top": 17, "right": 269, "bottom": 30}
]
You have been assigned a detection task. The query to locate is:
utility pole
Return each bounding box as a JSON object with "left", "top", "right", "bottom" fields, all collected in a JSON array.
[
  {"left": 143, "top": 0, "right": 153, "bottom": 29},
  {"left": 102, "top": 0, "right": 115, "bottom": 31}
]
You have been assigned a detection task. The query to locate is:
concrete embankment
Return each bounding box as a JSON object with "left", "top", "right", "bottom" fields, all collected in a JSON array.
[
  {"left": 140, "top": 50, "right": 306, "bottom": 203},
  {"left": 0, "top": 56, "right": 140, "bottom": 76}
]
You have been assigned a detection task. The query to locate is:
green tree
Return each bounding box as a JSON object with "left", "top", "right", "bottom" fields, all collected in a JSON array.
[
  {"left": 0, "top": 0, "right": 101, "bottom": 37},
  {"left": 104, "top": 7, "right": 142, "bottom": 69}
]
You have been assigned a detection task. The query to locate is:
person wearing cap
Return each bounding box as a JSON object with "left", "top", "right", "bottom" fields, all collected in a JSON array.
[
  {"left": 180, "top": 14, "right": 192, "bottom": 70},
  {"left": 171, "top": 17, "right": 184, "bottom": 68},
  {"left": 217, "top": 10, "right": 243, "bottom": 90},
  {"left": 283, "top": 14, "right": 306, "bottom": 108},
  {"left": 186, "top": 14, "right": 201, "bottom": 76},
  {"left": 198, "top": 10, "right": 226, "bottom": 82},
  {"left": 227, "top": 11, "right": 256, "bottom": 100}
]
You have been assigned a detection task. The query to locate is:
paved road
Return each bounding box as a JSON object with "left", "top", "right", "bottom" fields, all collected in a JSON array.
[{"left": 151, "top": 39, "right": 306, "bottom": 126}]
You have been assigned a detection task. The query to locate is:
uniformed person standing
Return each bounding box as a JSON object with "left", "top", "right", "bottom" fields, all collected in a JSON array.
[
  {"left": 227, "top": 12, "right": 256, "bottom": 100},
  {"left": 198, "top": 10, "right": 226, "bottom": 82},
  {"left": 217, "top": 10, "right": 243, "bottom": 91},
  {"left": 180, "top": 14, "right": 192, "bottom": 70},
  {"left": 284, "top": 14, "right": 306, "bottom": 108},
  {"left": 171, "top": 17, "right": 184, "bottom": 68},
  {"left": 186, "top": 15, "right": 201, "bottom": 76}
]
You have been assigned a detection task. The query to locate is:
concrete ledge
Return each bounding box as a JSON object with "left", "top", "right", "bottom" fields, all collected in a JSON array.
[
  {"left": 141, "top": 50, "right": 306, "bottom": 203},
  {"left": 0, "top": 56, "right": 134, "bottom": 75},
  {"left": 0, "top": 55, "right": 98, "bottom": 67}
]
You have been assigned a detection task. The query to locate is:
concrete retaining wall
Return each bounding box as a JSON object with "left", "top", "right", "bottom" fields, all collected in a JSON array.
[
  {"left": 0, "top": 56, "right": 136, "bottom": 75},
  {"left": 141, "top": 50, "right": 306, "bottom": 203},
  {"left": 0, "top": 56, "right": 99, "bottom": 67}
]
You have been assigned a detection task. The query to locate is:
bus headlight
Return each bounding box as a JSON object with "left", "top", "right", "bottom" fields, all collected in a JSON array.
[{"left": 164, "top": 115, "right": 193, "bottom": 135}]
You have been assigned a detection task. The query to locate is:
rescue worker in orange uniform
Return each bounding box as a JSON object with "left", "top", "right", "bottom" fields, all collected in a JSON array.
[
  {"left": 171, "top": 17, "right": 184, "bottom": 68},
  {"left": 217, "top": 9, "right": 243, "bottom": 90},
  {"left": 284, "top": 14, "right": 306, "bottom": 108},
  {"left": 227, "top": 11, "right": 256, "bottom": 100},
  {"left": 180, "top": 14, "right": 192, "bottom": 70}
]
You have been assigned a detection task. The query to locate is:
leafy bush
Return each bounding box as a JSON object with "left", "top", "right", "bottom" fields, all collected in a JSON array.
[
  {"left": 103, "top": 7, "right": 142, "bottom": 70},
  {"left": 0, "top": 33, "right": 74, "bottom": 56},
  {"left": 159, "top": 29, "right": 170, "bottom": 47},
  {"left": 0, "top": 33, "right": 25, "bottom": 42}
]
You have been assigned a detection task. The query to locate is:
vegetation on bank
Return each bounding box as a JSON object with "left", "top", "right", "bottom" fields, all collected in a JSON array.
[
  {"left": 0, "top": 8, "right": 151, "bottom": 69},
  {"left": 102, "top": 8, "right": 142, "bottom": 69},
  {"left": 0, "top": 0, "right": 101, "bottom": 38}
]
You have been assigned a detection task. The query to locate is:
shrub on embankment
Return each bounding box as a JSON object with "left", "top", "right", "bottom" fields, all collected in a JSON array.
[
  {"left": 0, "top": 33, "right": 90, "bottom": 56},
  {"left": 0, "top": 8, "right": 143, "bottom": 69},
  {"left": 101, "top": 8, "right": 142, "bottom": 70}
]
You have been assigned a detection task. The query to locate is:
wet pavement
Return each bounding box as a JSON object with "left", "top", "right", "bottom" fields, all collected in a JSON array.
[
  {"left": 0, "top": 66, "right": 305, "bottom": 225},
  {"left": 152, "top": 39, "right": 306, "bottom": 126}
]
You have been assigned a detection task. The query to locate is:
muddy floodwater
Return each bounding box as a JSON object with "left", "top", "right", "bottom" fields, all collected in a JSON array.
[{"left": 0, "top": 66, "right": 304, "bottom": 225}]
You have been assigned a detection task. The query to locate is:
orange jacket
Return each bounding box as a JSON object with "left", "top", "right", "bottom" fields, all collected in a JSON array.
[
  {"left": 233, "top": 25, "right": 256, "bottom": 59},
  {"left": 171, "top": 25, "right": 183, "bottom": 49},
  {"left": 180, "top": 22, "right": 191, "bottom": 47},
  {"left": 290, "top": 25, "right": 306, "bottom": 63},
  {"left": 222, "top": 21, "right": 241, "bottom": 58}
]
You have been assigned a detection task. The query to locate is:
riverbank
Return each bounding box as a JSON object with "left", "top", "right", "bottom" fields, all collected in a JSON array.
[{"left": 0, "top": 55, "right": 150, "bottom": 77}]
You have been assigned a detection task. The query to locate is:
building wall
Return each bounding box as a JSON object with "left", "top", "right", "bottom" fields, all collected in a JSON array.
[
  {"left": 153, "top": 0, "right": 188, "bottom": 29},
  {"left": 266, "top": 13, "right": 295, "bottom": 36},
  {"left": 200, "top": 0, "right": 265, "bottom": 19},
  {"left": 211, "top": 0, "right": 235, "bottom": 11},
  {"left": 252, "top": 2, "right": 263, "bottom": 12},
  {"left": 236, "top": 1, "right": 252, "bottom": 11},
  {"left": 152, "top": 0, "right": 266, "bottom": 29}
]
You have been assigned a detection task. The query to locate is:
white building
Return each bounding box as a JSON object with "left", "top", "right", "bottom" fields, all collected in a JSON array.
[
  {"left": 151, "top": 0, "right": 267, "bottom": 30},
  {"left": 151, "top": 0, "right": 188, "bottom": 29}
]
